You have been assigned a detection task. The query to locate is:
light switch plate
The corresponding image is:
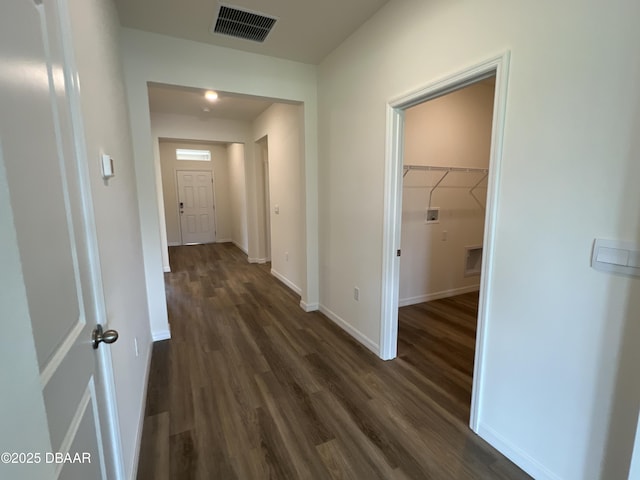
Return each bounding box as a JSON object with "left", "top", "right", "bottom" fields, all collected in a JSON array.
[{"left": 591, "top": 238, "right": 640, "bottom": 277}]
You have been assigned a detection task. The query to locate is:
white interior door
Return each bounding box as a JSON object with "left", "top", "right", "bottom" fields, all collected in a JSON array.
[
  {"left": 177, "top": 170, "right": 216, "bottom": 245},
  {"left": 0, "top": 1, "right": 118, "bottom": 479}
]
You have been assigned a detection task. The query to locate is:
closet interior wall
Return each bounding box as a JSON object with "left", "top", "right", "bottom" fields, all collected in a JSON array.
[{"left": 400, "top": 79, "right": 495, "bottom": 306}]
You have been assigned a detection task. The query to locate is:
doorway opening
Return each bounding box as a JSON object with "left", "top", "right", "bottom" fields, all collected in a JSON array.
[
  {"left": 256, "top": 136, "right": 272, "bottom": 262},
  {"left": 398, "top": 76, "right": 495, "bottom": 424},
  {"left": 380, "top": 53, "right": 510, "bottom": 431},
  {"left": 158, "top": 139, "right": 231, "bottom": 248}
]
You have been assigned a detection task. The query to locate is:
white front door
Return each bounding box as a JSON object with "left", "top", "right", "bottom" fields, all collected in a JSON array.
[
  {"left": 0, "top": 1, "right": 119, "bottom": 479},
  {"left": 177, "top": 170, "right": 216, "bottom": 245}
]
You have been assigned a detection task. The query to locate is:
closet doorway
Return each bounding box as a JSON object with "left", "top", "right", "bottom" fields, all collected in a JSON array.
[
  {"left": 380, "top": 53, "right": 511, "bottom": 431},
  {"left": 398, "top": 76, "right": 495, "bottom": 424}
]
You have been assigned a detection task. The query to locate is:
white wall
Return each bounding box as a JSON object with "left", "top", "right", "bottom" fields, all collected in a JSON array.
[
  {"left": 150, "top": 112, "right": 251, "bottom": 273},
  {"left": 67, "top": 0, "right": 152, "bottom": 478},
  {"left": 318, "top": 0, "right": 640, "bottom": 479},
  {"left": 121, "top": 30, "right": 320, "bottom": 340},
  {"left": 400, "top": 82, "right": 494, "bottom": 304},
  {"left": 159, "top": 140, "right": 232, "bottom": 245},
  {"left": 227, "top": 143, "right": 248, "bottom": 252},
  {"left": 253, "top": 103, "right": 305, "bottom": 293}
]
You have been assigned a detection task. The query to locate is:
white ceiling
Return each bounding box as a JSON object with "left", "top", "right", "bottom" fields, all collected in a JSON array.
[
  {"left": 147, "top": 82, "right": 277, "bottom": 121},
  {"left": 114, "top": 0, "right": 390, "bottom": 64}
]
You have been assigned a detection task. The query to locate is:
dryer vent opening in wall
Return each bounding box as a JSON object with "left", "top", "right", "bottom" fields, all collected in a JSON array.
[
  {"left": 465, "top": 246, "right": 483, "bottom": 276},
  {"left": 211, "top": 4, "right": 278, "bottom": 43},
  {"left": 426, "top": 207, "right": 440, "bottom": 224}
]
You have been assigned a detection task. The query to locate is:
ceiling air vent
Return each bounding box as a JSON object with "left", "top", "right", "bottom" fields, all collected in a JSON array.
[{"left": 212, "top": 4, "right": 277, "bottom": 43}]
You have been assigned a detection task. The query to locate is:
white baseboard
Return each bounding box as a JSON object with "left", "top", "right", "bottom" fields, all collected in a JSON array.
[
  {"left": 163, "top": 265, "right": 171, "bottom": 273},
  {"left": 152, "top": 328, "right": 171, "bottom": 341},
  {"left": 130, "top": 339, "right": 154, "bottom": 480},
  {"left": 300, "top": 300, "right": 319, "bottom": 312},
  {"left": 477, "top": 423, "right": 561, "bottom": 480},
  {"left": 248, "top": 257, "right": 269, "bottom": 264},
  {"left": 270, "top": 268, "right": 302, "bottom": 295},
  {"left": 319, "top": 304, "right": 379, "bottom": 356},
  {"left": 399, "top": 285, "right": 480, "bottom": 307},
  {"left": 167, "top": 241, "right": 180, "bottom": 247},
  {"left": 232, "top": 240, "right": 248, "bottom": 255},
  {"left": 216, "top": 238, "right": 232, "bottom": 243}
]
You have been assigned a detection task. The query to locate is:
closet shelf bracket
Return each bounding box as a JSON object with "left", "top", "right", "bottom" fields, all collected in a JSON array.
[
  {"left": 428, "top": 171, "right": 449, "bottom": 210},
  {"left": 469, "top": 172, "right": 489, "bottom": 211}
]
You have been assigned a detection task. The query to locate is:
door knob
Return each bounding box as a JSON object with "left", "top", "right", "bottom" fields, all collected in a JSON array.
[{"left": 92, "top": 324, "right": 119, "bottom": 349}]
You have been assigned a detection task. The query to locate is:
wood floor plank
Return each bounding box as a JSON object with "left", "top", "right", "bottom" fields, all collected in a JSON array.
[
  {"left": 169, "top": 430, "right": 197, "bottom": 480},
  {"left": 136, "top": 243, "right": 530, "bottom": 480},
  {"left": 315, "top": 438, "right": 362, "bottom": 480},
  {"left": 136, "top": 413, "right": 169, "bottom": 480}
]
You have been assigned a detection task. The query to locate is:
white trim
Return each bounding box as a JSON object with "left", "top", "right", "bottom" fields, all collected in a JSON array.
[
  {"left": 379, "top": 52, "right": 511, "bottom": 434},
  {"left": 96, "top": 346, "right": 122, "bottom": 480},
  {"left": 152, "top": 329, "right": 171, "bottom": 341},
  {"left": 163, "top": 265, "right": 171, "bottom": 273},
  {"left": 54, "top": 385, "right": 92, "bottom": 479},
  {"left": 300, "top": 300, "right": 319, "bottom": 312},
  {"left": 130, "top": 342, "right": 154, "bottom": 480},
  {"left": 379, "top": 101, "right": 404, "bottom": 362},
  {"left": 398, "top": 285, "right": 480, "bottom": 307},
  {"left": 319, "top": 304, "right": 379, "bottom": 355},
  {"left": 471, "top": 52, "right": 511, "bottom": 432},
  {"left": 270, "top": 268, "right": 302, "bottom": 295},
  {"left": 167, "top": 241, "right": 180, "bottom": 247},
  {"left": 40, "top": 320, "right": 84, "bottom": 387},
  {"left": 232, "top": 240, "right": 248, "bottom": 255},
  {"left": 88, "top": 378, "right": 108, "bottom": 480},
  {"left": 216, "top": 238, "right": 232, "bottom": 243},
  {"left": 248, "top": 257, "right": 269, "bottom": 264},
  {"left": 477, "top": 423, "right": 561, "bottom": 480}
]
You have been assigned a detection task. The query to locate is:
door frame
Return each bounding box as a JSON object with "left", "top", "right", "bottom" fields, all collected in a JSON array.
[
  {"left": 379, "top": 52, "right": 511, "bottom": 431},
  {"left": 175, "top": 169, "right": 217, "bottom": 245},
  {"left": 256, "top": 136, "right": 271, "bottom": 262}
]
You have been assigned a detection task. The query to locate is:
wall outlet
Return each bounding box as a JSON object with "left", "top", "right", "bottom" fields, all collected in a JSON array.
[{"left": 354, "top": 287, "right": 360, "bottom": 301}]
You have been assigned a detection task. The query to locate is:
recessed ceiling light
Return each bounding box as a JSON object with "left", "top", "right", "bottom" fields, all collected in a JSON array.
[{"left": 205, "top": 91, "right": 218, "bottom": 101}]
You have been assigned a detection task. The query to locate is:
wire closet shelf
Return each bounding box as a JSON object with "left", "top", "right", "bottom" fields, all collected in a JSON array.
[{"left": 402, "top": 164, "right": 489, "bottom": 210}]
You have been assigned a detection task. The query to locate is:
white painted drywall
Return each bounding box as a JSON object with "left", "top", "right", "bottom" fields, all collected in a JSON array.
[
  {"left": 159, "top": 140, "right": 232, "bottom": 245},
  {"left": 253, "top": 103, "right": 305, "bottom": 292},
  {"left": 400, "top": 82, "right": 494, "bottom": 304},
  {"left": 150, "top": 112, "right": 251, "bottom": 271},
  {"left": 121, "top": 29, "right": 319, "bottom": 338},
  {"left": 227, "top": 143, "right": 248, "bottom": 252},
  {"left": 318, "top": 0, "right": 640, "bottom": 478},
  {"left": 67, "top": 0, "right": 152, "bottom": 477}
]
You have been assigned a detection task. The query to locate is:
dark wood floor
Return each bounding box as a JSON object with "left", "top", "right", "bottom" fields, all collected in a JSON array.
[
  {"left": 137, "top": 243, "right": 529, "bottom": 480},
  {"left": 398, "top": 292, "right": 479, "bottom": 424}
]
